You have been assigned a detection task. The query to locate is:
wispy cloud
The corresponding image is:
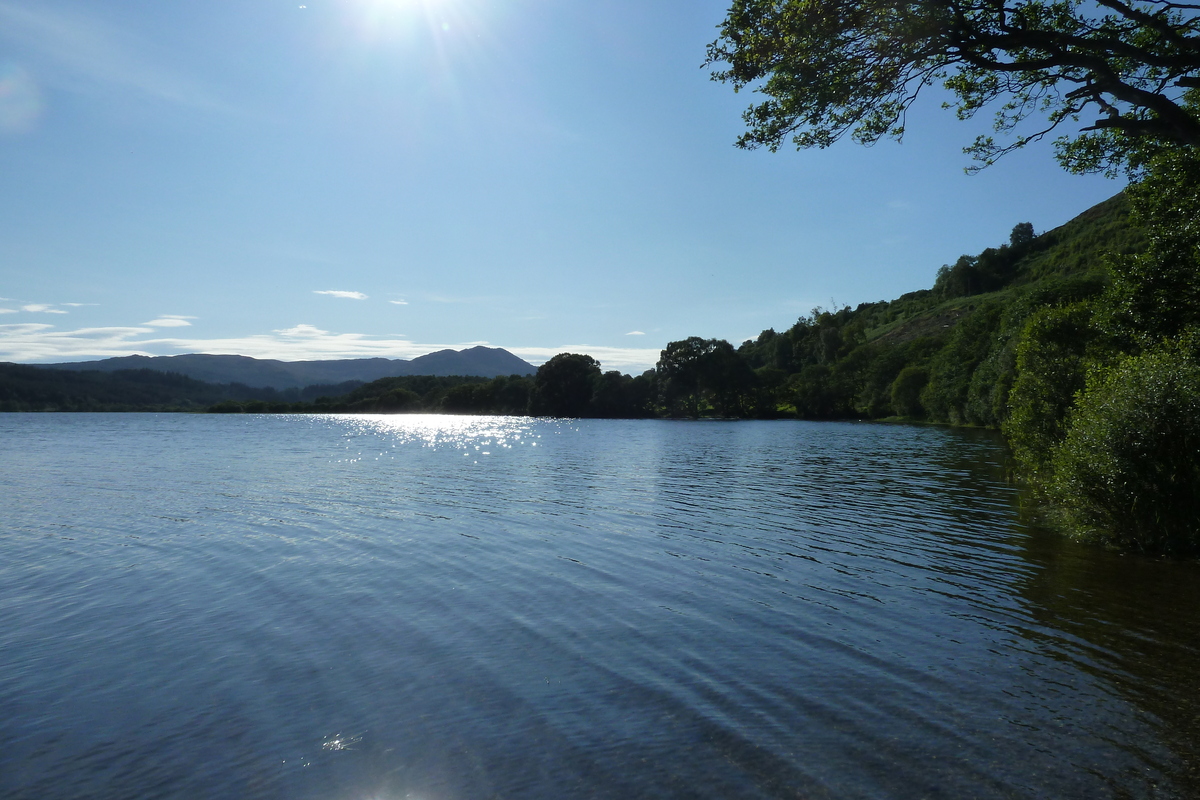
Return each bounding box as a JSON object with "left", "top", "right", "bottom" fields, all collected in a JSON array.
[
  {"left": 0, "top": 308, "right": 16, "bottom": 314},
  {"left": 62, "top": 302, "right": 98, "bottom": 307},
  {"left": 389, "top": 299, "right": 409, "bottom": 306},
  {"left": 0, "top": 1, "right": 225, "bottom": 112},
  {"left": 0, "top": 323, "right": 155, "bottom": 361},
  {"left": 276, "top": 324, "right": 332, "bottom": 338},
  {"left": 0, "top": 322, "right": 430, "bottom": 363},
  {"left": 625, "top": 330, "right": 645, "bottom": 336},
  {"left": 142, "top": 315, "right": 196, "bottom": 328},
  {"left": 0, "top": 323, "right": 663, "bottom": 372},
  {"left": 22, "top": 303, "right": 67, "bottom": 314},
  {"left": 314, "top": 290, "right": 368, "bottom": 300}
]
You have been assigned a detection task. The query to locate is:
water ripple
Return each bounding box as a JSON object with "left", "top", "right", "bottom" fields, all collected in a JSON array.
[{"left": 1, "top": 413, "right": 1197, "bottom": 799}]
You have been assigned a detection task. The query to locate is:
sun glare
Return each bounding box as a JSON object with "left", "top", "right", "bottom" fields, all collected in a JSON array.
[{"left": 349, "top": 0, "right": 478, "bottom": 43}]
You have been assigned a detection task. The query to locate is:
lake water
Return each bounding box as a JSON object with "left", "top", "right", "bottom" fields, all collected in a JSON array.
[{"left": 1, "top": 413, "right": 1197, "bottom": 799}]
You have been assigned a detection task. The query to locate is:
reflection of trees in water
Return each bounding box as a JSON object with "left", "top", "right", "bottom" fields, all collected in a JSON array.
[{"left": 1015, "top": 521, "right": 1200, "bottom": 796}]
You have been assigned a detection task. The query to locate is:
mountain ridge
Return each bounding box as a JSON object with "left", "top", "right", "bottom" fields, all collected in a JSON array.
[{"left": 40, "top": 346, "right": 536, "bottom": 390}]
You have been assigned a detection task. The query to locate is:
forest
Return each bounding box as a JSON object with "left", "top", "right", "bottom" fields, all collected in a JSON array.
[{"left": 0, "top": 364, "right": 361, "bottom": 412}]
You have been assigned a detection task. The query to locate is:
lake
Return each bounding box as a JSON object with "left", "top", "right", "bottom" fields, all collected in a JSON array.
[{"left": 1, "top": 413, "right": 1197, "bottom": 799}]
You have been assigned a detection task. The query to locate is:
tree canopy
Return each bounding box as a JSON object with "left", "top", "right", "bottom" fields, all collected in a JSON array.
[
  {"left": 706, "top": 0, "right": 1200, "bottom": 172},
  {"left": 529, "top": 353, "right": 603, "bottom": 417}
]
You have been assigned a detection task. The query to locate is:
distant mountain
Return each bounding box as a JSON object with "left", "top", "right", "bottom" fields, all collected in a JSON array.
[{"left": 41, "top": 346, "right": 536, "bottom": 390}]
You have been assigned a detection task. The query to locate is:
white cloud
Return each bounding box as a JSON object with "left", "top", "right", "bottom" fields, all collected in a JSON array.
[
  {"left": 314, "top": 290, "right": 368, "bottom": 300},
  {"left": 1, "top": 323, "right": 51, "bottom": 334},
  {"left": 0, "top": 322, "right": 663, "bottom": 374},
  {"left": 22, "top": 303, "right": 67, "bottom": 314},
  {"left": 142, "top": 315, "right": 195, "bottom": 328},
  {"left": 0, "top": 308, "right": 16, "bottom": 314},
  {"left": 62, "top": 302, "right": 98, "bottom": 307},
  {"left": 0, "top": 323, "right": 155, "bottom": 361},
  {"left": 389, "top": 299, "right": 409, "bottom": 305},
  {"left": 0, "top": 322, "right": 425, "bottom": 362},
  {"left": 625, "top": 330, "right": 645, "bottom": 336},
  {"left": 171, "top": 330, "right": 438, "bottom": 360},
  {"left": 276, "top": 324, "right": 330, "bottom": 338}
]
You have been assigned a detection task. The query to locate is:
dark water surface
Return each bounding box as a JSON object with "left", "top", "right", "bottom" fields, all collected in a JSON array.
[{"left": 2, "top": 413, "right": 1197, "bottom": 799}]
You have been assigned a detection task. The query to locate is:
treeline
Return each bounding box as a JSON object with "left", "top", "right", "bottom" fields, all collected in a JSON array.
[
  {"left": 208, "top": 367, "right": 659, "bottom": 417},
  {"left": 217, "top": 194, "right": 1134, "bottom": 422},
  {"left": 210, "top": 375, "right": 539, "bottom": 415},
  {"left": 1, "top": 194, "right": 1137, "bottom": 421},
  {"left": 221, "top": 174, "right": 1200, "bottom": 557},
  {"left": 0, "top": 363, "right": 361, "bottom": 412}
]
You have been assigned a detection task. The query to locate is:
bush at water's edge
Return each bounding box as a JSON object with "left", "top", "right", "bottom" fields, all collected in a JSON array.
[{"left": 1046, "top": 347, "right": 1200, "bottom": 555}]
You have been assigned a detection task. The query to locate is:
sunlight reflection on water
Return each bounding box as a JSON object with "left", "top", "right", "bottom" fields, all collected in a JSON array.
[
  {"left": 320, "top": 413, "right": 550, "bottom": 465},
  {"left": 325, "top": 413, "right": 539, "bottom": 447},
  {"left": 2, "top": 414, "right": 1198, "bottom": 800}
]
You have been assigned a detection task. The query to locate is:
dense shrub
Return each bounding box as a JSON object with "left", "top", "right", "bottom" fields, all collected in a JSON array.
[
  {"left": 889, "top": 366, "right": 928, "bottom": 418},
  {"left": 1101, "top": 149, "right": 1200, "bottom": 344},
  {"left": 855, "top": 346, "right": 906, "bottom": 417},
  {"left": 792, "top": 364, "right": 848, "bottom": 418},
  {"left": 1003, "top": 302, "right": 1104, "bottom": 482},
  {"left": 1049, "top": 345, "right": 1200, "bottom": 555},
  {"left": 920, "top": 300, "right": 1005, "bottom": 423}
]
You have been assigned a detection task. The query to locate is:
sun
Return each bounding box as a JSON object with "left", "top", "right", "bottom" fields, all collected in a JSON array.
[{"left": 353, "top": 0, "right": 467, "bottom": 32}]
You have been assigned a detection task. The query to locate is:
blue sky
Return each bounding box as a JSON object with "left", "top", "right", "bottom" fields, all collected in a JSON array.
[{"left": 0, "top": 0, "right": 1121, "bottom": 373}]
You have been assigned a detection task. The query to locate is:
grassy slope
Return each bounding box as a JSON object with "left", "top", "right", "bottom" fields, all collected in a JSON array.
[
  {"left": 863, "top": 193, "right": 1140, "bottom": 345},
  {"left": 728, "top": 191, "right": 1145, "bottom": 424}
]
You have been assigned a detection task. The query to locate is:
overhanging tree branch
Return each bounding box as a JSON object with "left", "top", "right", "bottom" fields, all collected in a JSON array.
[{"left": 707, "top": 0, "right": 1200, "bottom": 171}]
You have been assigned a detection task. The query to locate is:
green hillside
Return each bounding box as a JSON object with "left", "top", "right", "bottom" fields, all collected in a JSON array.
[
  {"left": 726, "top": 192, "right": 1142, "bottom": 426},
  {"left": 208, "top": 192, "right": 1146, "bottom": 424}
]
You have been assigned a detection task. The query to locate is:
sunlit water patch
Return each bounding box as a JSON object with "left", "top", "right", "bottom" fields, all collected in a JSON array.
[{"left": 1, "top": 413, "right": 1197, "bottom": 799}]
